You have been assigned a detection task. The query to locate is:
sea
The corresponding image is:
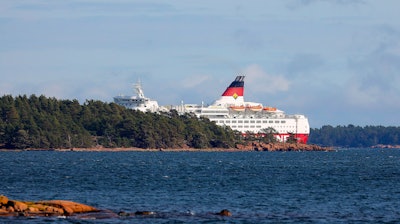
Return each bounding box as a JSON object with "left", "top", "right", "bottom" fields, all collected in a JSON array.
[{"left": 0, "top": 148, "right": 399, "bottom": 223}]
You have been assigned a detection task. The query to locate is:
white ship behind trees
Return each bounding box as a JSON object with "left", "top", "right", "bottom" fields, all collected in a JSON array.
[
  {"left": 171, "top": 76, "right": 310, "bottom": 143},
  {"left": 114, "top": 76, "right": 310, "bottom": 143},
  {"left": 113, "top": 81, "right": 165, "bottom": 113}
]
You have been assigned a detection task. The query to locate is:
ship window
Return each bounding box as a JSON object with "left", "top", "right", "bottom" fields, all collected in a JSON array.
[
  {"left": 226, "top": 120, "right": 231, "bottom": 123},
  {"left": 238, "top": 120, "right": 243, "bottom": 123},
  {"left": 238, "top": 126, "right": 243, "bottom": 128},
  {"left": 232, "top": 120, "right": 237, "bottom": 123},
  {"left": 244, "top": 126, "right": 249, "bottom": 128},
  {"left": 256, "top": 125, "right": 261, "bottom": 128},
  {"left": 250, "top": 125, "right": 255, "bottom": 128},
  {"left": 269, "top": 121, "right": 273, "bottom": 123},
  {"left": 244, "top": 120, "right": 249, "bottom": 123},
  {"left": 263, "top": 120, "right": 268, "bottom": 123},
  {"left": 256, "top": 120, "right": 261, "bottom": 123},
  {"left": 275, "top": 121, "right": 279, "bottom": 123},
  {"left": 232, "top": 125, "right": 237, "bottom": 128},
  {"left": 281, "top": 120, "right": 286, "bottom": 123},
  {"left": 250, "top": 120, "right": 255, "bottom": 123},
  {"left": 219, "top": 120, "right": 224, "bottom": 123}
]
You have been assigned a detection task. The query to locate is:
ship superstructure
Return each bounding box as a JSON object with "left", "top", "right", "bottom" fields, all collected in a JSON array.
[
  {"left": 113, "top": 81, "right": 161, "bottom": 113},
  {"left": 173, "top": 76, "right": 310, "bottom": 143}
]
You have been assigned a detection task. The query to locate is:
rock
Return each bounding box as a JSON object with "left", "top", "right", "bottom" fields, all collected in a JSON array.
[
  {"left": 9, "top": 200, "right": 28, "bottom": 212},
  {"left": 6, "top": 206, "right": 14, "bottom": 212},
  {"left": 0, "top": 196, "right": 99, "bottom": 217},
  {"left": 236, "top": 141, "right": 332, "bottom": 152},
  {"left": 27, "top": 206, "right": 39, "bottom": 213},
  {"left": 216, "top": 209, "right": 232, "bottom": 216},
  {"left": 0, "top": 195, "right": 8, "bottom": 205},
  {"left": 44, "top": 205, "right": 64, "bottom": 214},
  {"left": 135, "top": 211, "right": 155, "bottom": 215},
  {"left": 39, "top": 200, "right": 98, "bottom": 215},
  {"left": 118, "top": 211, "right": 131, "bottom": 216}
]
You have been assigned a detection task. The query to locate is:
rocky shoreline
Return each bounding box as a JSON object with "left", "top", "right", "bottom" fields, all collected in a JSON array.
[
  {"left": 371, "top": 144, "right": 400, "bottom": 149},
  {"left": 0, "top": 195, "right": 232, "bottom": 219},
  {"left": 235, "top": 142, "right": 333, "bottom": 152},
  {"left": 0, "top": 195, "right": 98, "bottom": 217},
  {"left": 1, "top": 142, "right": 332, "bottom": 152}
]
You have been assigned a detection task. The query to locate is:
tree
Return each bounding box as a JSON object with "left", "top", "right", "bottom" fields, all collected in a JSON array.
[
  {"left": 10, "top": 129, "right": 31, "bottom": 149},
  {"left": 259, "top": 127, "right": 277, "bottom": 143},
  {"left": 286, "top": 133, "right": 298, "bottom": 144},
  {"left": 0, "top": 95, "right": 242, "bottom": 150}
]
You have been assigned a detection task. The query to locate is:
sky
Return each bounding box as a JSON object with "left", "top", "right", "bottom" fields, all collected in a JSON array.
[{"left": 1, "top": 0, "right": 400, "bottom": 128}]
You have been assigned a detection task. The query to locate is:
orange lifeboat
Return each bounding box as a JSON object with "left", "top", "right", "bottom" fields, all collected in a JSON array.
[
  {"left": 263, "top": 107, "right": 277, "bottom": 112},
  {"left": 246, "top": 105, "right": 263, "bottom": 112},
  {"left": 229, "top": 105, "right": 246, "bottom": 112}
]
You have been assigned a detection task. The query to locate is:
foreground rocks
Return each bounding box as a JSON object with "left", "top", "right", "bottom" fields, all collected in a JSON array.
[
  {"left": 0, "top": 195, "right": 233, "bottom": 220},
  {"left": 236, "top": 142, "right": 333, "bottom": 152},
  {"left": 0, "top": 195, "right": 98, "bottom": 217}
]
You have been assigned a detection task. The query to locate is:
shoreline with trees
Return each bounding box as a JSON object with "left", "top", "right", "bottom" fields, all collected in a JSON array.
[{"left": 1, "top": 94, "right": 398, "bottom": 151}]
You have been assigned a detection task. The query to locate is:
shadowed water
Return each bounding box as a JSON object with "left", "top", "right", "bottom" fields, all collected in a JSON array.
[{"left": 1, "top": 148, "right": 399, "bottom": 223}]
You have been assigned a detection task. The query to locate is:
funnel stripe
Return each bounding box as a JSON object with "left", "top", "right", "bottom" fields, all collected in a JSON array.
[{"left": 222, "top": 87, "right": 244, "bottom": 97}]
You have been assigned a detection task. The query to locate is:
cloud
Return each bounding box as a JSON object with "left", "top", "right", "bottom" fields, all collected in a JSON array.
[
  {"left": 0, "top": 1, "right": 175, "bottom": 19},
  {"left": 180, "top": 75, "right": 211, "bottom": 88},
  {"left": 233, "top": 28, "right": 265, "bottom": 51},
  {"left": 242, "top": 64, "right": 290, "bottom": 93},
  {"left": 346, "top": 27, "right": 400, "bottom": 108},
  {"left": 286, "top": 0, "right": 366, "bottom": 9},
  {"left": 286, "top": 53, "right": 325, "bottom": 76}
]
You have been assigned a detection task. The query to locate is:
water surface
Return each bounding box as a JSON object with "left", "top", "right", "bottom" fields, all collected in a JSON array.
[{"left": 1, "top": 148, "right": 399, "bottom": 223}]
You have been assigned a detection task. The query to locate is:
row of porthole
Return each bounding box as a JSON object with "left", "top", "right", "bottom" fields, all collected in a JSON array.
[{"left": 219, "top": 120, "right": 287, "bottom": 124}]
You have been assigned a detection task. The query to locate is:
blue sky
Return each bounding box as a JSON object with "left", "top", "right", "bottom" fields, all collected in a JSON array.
[{"left": 1, "top": 0, "right": 399, "bottom": 128}]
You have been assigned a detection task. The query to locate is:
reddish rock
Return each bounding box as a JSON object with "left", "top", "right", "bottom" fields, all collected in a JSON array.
[
  {"left": 27, "top": 206, "right": 39, "bottom": 213},
  {"left": 236, "top": 142, "right": 332, "bottom": 152},
  {"left": 0, "top": 196, "right": 99, "bottom": 217},
  {"left": 6, "top": 206, "right": 14, "bottom": 212},
  {"left": 216, "top": 209, "right": 232, "bottom": 216},
  {"left": 39, "top": 200, "right": 98, "bottom": 215},
  {"left": 135, "top": 211, "right": 155, "bottom": 215},
  {"left": 0, "top": 195, "right": 8, "bottom": 205},
  {"left": 9, "top": 200, "right": 28, "bottom": 212},
  {"left": 44, "top": 205, "right": 64, "bottom": 214},
  {"left": 28, "top": 203, "right": 46, "bottom": 212}
]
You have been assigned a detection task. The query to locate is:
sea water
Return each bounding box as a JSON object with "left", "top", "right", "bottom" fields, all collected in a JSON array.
[{"left": 0, "top": 148, "right": 399, "bottom": 223}]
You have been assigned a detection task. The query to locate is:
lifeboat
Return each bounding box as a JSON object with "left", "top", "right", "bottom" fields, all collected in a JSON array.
[
  {"left": 229, "top": 105, "right": 246, "bottom": 112},
  {"left": 263, "top": 107, "right": 277, "bottom": 112},
  {"left": 246, "top": 105, "right": 263, "bottom": 112}
]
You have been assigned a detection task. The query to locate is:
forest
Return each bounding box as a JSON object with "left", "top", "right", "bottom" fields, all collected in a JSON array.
[
  {"left": 309, "top": 125, "right": 400, "bottom": 147},
  {"left": 1, "top": 94, "right": 399, "bottom": 149},
  {"left": 0, "top": 94, "right": 238, "bottom": 149}
]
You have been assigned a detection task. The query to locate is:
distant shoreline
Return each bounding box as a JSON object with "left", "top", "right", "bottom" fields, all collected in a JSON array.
[
  {"left": 3, "top": 144, "right": 398, "bottom": 152},
  {"left": 0, "top": 142, "right": 334, "bottom": 152},
  {"left": 0, "top": 147, "right": 253, "bottom": 152}
]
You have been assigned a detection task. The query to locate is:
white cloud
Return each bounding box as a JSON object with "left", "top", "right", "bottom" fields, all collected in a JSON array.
[
  {"left": 345, "top": 82, "right": 379, "bottom": 107},
  {"left": 345, "top": 26, "right": 400, "bottom": 108},
  {"left": 180, "top": 75, "right": 211, "bottom": 88},
  {"left": 286, "top": 0, "right": 366, "bottom": 9},
  {"left": 242, "top": 64, "right": 290, "bottom": 93},
  {"left": 0, "top": 0, "right": 175, "bottom": 19}
]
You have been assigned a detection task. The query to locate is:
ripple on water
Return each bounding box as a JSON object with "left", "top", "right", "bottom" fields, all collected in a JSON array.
[{"left": 0, "top": 149, "right": 399, "bottom": 223}]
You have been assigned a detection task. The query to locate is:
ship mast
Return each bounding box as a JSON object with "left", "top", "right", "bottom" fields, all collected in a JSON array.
[{"left": 134, "top": 80, "right": 145, "bottom": 98}]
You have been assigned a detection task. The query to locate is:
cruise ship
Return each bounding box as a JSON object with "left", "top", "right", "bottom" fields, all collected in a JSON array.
[
  {"left": 113, "top": 81, "right": 163, "bottom": 113},
  {"left": 172, "top": 76, "right": 310, "bottom": 143}
]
